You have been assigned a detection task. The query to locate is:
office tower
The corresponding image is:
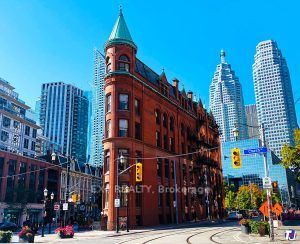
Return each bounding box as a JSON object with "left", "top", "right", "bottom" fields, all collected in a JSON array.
[
  {"left": 0, "top": 77, "right": 39, "bottom": 157},
  {"left": 253, "top": 40, "right": 298, "bottom": 157},
  {"left": 245, "top": 104, "right": 259, "bottom": 138},
  {"left": 209, "top": 50, "right": 248, "bottom": 141},
  {"left": 90, "top": 49, "right": 105, "bottom": 166},
  {"left": 40, "top": 82, "right": 88, "bottom": 162}
]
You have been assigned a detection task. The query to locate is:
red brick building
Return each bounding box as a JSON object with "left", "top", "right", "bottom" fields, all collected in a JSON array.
[
  {"left": 102, "top": 9, "right": 224, "bottom": 230},
  {"left": 0, "top": 150, "right": 61, "bottom": 225}
]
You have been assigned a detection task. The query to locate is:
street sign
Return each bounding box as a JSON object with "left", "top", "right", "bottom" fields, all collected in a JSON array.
[
  {"left": 263, "top": 177, "right": 272, "bottom": 189},
  {"left": 63, "top": 203, "right": 68, "bottom": 211},
  {"left": 115, "top": 198, "right": 120, "bottom": 208},
  {"left": 273, "top": 203, "right": 283, "bottom": 217},
  {"left": 244, "top": 147, "right": 267, "bottom": 155},
  {"left": 54, "top": 204, "right": 60, "bottom": 211},
  {"left": 259, "top": 201, "right": 269, "bottom": 217}
]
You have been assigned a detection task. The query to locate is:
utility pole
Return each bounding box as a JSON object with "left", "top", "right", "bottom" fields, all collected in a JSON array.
[
  {"left": 249, "top": 181, "right": 253, "bottom": 209},
  {"left": 64, "top": 156, "right": 71, "bottom": 227},
  {"left": 261, "top": 123, "right": 274, "bottom": 241},
  {"left": 173, "top": 161, "right": 178, "bottom": 224}
]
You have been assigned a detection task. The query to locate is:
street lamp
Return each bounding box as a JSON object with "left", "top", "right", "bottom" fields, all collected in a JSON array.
[
  {"left": 42, "top": 188, "right": 48, "bottom": 237},
  {"left": 232, "top": 125, "right": 239, "bottom": 141},
  {"left": 51, "top": 152, "right": 56, "bottom": 162},
  {"left": 116, "top": 154, "right": 126, "bottom": 233},
  {"left": 125, "top": 185, "right": 130, "bottom": 232},
  {"left": 48, "top": 192, "right": 54, "bottom": 234}
]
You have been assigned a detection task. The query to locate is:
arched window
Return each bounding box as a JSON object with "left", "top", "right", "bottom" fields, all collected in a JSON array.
[
  {"left": 163, "top": 113, "right": 168, "bottom": 128},
  {"left": 106, "top": 57, "right": 111, "bottom": 73},
  {"left": 118, "top": 55, "right": 130, "bottom": 71},
  {"left": 155, "top": 109, "right": 161, "bottom": 125},
  {"left": 170, "top": 116, "right": 174, "bottom": 131}
]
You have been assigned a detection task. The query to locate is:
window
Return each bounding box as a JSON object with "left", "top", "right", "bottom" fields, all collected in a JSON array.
[
  {"left": 170, "top": 117, "right": 174, "bottom": 131},
  {"left": 155, "top": 109, "right": 160, "bottom": 124},
  {"left": 119, "top": 119, "right": 128, "bottom": 137},
  {"left": 13, "top": 121, "right": 20, "bottom": 129},
  {"left": 135, "top": 99, "right": 140, "bottom": 116},
  {"left": 163, "top": 113, "right": 168, "bottom": 128},
  {"left": 135, "top": 122, "right": 141, "bottom": 140},
  {"left": 25, "top": 126, "right": 30, "bottom": 136},
  {"left": 106, "top": 94, "right": 111, "bottom": 112},
  {"left": 157, "top": 159, "right": 162, "bottom": 177},
  {"left": 31, "top": 141, "right": 36, "bottom": 151},
  {"left": 165, "top": 159, "right": 169, "bottom": 178},
  {"left": 106, "top": 120, "right": 111, "bottom": 138},
  {"left": 158, "top": 186, "right": 163, "bottom": 207},
  {"left": 156, "top": 131, "right": 161, "bottom": 147},
  {"left": 2, "top": 117, "right": 11, "bottom": 128},
  {"left": 1, "top": 131, "right": 9, "bottom": 142},
  {"left": 170, "top": 137, "right": 175, "bottom": 152},
  {"left": 163, "top": 134, "right": 168, "bottom": 150},
  {"left": 106, "top": 57, "right": 111, "bottom": 73},
  {"left": 136, "top": 184, "right": 142, "bottom": 207},
  {"left": 105, "top": 183, "right": 109, "bottom": 208},
  {"left": 32, "top": 129, "right": 37, "bottom": 138},
  {"left": 119, "top": 94, "right": 129, "bottom": 110},
  {"left": 118, "top": 55, "right": 130, "bottom": 71},
  {"left": 24, "top": 138, "right": 29, "bottom": 149},
  {"left": 181, "top": 123, "right": 185, "bottom": 136}
]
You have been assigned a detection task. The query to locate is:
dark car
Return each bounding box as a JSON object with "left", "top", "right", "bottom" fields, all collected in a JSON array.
[{"left": 0, "top": 222, "right": 18, "bottom": 232}]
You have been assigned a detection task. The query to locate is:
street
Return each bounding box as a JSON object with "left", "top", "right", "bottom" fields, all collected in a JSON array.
[{"left": 32, "top": 221, "right": 294, "bottom": 244}]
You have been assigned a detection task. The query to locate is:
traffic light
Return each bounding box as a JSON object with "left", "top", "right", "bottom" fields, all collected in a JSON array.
[
  {"left": 71, "top": 193, "right": 76, "bottom": 202},
  {"left": 231, "top": 148, "right": 242, "bottom": 169},
  {"left": 136, "top": 162, "right": 142, "bottom": 182},
  {"left": 272, "top": 181, "right": 279, "bottom": 192}
]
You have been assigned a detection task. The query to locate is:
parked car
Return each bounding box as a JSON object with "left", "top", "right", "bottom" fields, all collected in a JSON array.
[
  {"left": 227, "top": 211, "right": 243, "bottom": 220},
  {"left": 0, "top": 222, "right": 18, "bottom": 232},
  {"left": 238, "top": 210, "right": 249, "bottom": 218}
]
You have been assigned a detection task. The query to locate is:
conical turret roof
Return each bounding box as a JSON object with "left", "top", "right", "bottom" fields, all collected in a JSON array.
[{"left": 105, "top": 8, "right": 137, "bottom": 49}]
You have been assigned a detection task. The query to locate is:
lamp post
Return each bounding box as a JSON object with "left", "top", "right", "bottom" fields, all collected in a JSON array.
[
  {"left": 232, "top": 123, "right": 274, "bottom": 241},
  {"left": 48, "top": 192, "right": 54, "bottom": 234},
  {"left": 116, "top": 154, "right": 126, "bottom": 233},
  {"left": 42, "top": 188, "right": 48, "bottom": 237},
  {"left": 204, "top": 167, "right": 210, "bottom": 221},
  {"left": 232, "top": 124, "right": 239, "bottom": 141},
  {"left": 125, "top": 185, "right": 130, "bottom": 232}
]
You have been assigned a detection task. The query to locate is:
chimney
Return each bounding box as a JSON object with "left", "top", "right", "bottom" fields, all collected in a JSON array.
[
  {"left": 187, "top": 91, "right": 193, "bottom": 100},
  {"left": 172, "top": 78, "right": 179, "bottom": 98}
]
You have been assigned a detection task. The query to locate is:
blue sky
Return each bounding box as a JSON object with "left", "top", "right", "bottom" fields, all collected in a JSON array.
[{"left": 0, "top": 0, "right": 299, "bottom": 121}]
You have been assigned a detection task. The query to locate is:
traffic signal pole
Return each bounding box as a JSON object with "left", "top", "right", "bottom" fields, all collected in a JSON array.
[{"left": 261, "top": 123, "right": 275, "bottom": 241}]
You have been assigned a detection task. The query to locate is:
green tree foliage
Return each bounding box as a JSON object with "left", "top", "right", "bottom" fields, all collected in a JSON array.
[
  {"left": 236, "top": 184, "right": 263, "bottom": 210},
  {"left": 225, "top": 190, "right": 236, "bottom": 210},
  {"left": 281, "top": 129, "right": 300, "bottom": 179}
]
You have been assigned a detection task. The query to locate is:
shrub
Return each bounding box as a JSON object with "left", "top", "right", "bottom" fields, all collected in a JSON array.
[
  {"left": 0, "top": 231, "right": 13, "bottom": 243},
  {"left": 55, "top": 225, "right": 74, "bottom": 238},
  {"left": 18, "top": 226, "right": 35, "bottom": 243},
  {"left": 249, "top": 220, "right": 270, "bottom": 235},
  {"left": 239, "top": 219, "right": 250, "bottom": 227}
]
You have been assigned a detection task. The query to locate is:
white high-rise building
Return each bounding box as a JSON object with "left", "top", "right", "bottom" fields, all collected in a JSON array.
[
  {"left": 90, "top": 49, "right": 105, "bottom": 166},
  {"left": 209, "top": 50, "right": 248, "bottom": 141},
  {"left": 253, "top": 40, "right": 298, "bottom": 157}
]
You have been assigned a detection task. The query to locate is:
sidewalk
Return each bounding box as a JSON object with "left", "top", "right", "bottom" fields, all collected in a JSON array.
[{"left": 32, "top": 219, "right": 227, "bottom": 243}]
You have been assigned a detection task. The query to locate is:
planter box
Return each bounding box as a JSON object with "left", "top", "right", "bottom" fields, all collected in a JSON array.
[{"left": 241, "top": 225, "right": 250, "bottom": 235}]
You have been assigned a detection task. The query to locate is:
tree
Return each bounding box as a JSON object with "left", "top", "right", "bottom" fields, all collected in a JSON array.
[
  {"left": 225, "top": 190, "right": 236, "bottom": 210},
  {"left": 235, "top": 184, "right": 262, "bottom": 210},
  {"left": 281, "top": 129, "right": 300, "bottom": 180}
]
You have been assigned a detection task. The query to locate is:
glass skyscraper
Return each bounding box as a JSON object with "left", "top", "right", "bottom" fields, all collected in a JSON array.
[
  {"left": 90, "top": 49, "right": 105, "bottom": 166},
  {"left": 222, "top": 138, "right": 290, "bottom": 205},
  {"left": 209, "top": 50, "right": 248, "bottom": 141},
  {"left": 84, "top": 90, "right": 92, "bottom": 163},
  {"left": 253, "top": 40, "right": 298, "bottom": 157},
  {"left": 40, "top": 82, "right": 88, "bottom": 163}
]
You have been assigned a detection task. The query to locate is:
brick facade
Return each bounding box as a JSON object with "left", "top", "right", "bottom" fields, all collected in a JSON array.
[{"left": 102, "top": 12, "right": 224, "bottom": 230}]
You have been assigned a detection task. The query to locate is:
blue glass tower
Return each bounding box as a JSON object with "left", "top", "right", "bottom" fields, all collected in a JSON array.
[{"left": 222, "top": 138, "right": 290, "bottom": 204}]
